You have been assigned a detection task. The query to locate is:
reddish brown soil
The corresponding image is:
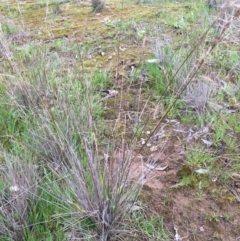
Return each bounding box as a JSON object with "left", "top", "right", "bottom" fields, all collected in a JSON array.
[{"left": 128, "top": 135, "right": 240, "bottom": 240}]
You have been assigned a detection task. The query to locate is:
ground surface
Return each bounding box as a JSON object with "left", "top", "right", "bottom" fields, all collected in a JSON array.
[{"left": 1, "top": 0, "right": 240, "bottom": 240}]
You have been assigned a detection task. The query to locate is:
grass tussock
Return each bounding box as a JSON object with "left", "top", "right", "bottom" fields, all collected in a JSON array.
[{"left": 0, "top": 24, "right": 146, "bottom": 240}]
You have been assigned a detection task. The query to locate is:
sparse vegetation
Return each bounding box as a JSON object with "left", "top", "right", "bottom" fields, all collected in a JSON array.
[{"left": 0, "top": 0, "right": 240, "bottom": 240}]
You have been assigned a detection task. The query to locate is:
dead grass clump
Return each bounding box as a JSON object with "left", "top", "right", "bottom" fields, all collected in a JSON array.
[{"left": 183, "top": 78, "right": 213, "bottom": 114}]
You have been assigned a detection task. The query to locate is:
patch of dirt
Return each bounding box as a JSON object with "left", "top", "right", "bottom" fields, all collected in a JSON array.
[
  {"left": 125, "top": 134, "right": 240, "bottom": 240},
  {"left": 108, "top": 105, "right": 240, "bottom": 240}
]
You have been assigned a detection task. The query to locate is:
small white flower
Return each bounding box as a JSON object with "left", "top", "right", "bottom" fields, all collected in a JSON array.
[
  {"left": 140, "top": 138, "right": 145, "bottom": 145},
  {"left": 141, "top": 140, "right": 146, "bottom": 145},
  {"left": 10, "top": 185, "right": 20, "bottom": 192},
  {"left": 199, "top": 226, "right": 205, "bottom": 232},
  {"left": 107, "top": 90, "right": 118, "bottom": 96}
]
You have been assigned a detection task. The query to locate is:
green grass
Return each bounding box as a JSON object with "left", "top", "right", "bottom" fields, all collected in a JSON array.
[{"left": 130, "top": 211, "right": 170, "bottom": 240}]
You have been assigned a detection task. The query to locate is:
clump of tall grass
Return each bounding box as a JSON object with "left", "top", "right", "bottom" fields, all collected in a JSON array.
[
  {"left": 22, "top": 79, "right": 142, "bottom": 240},
  {"left": 0, "top": 25, "right": 145, "bottom": 240}
]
